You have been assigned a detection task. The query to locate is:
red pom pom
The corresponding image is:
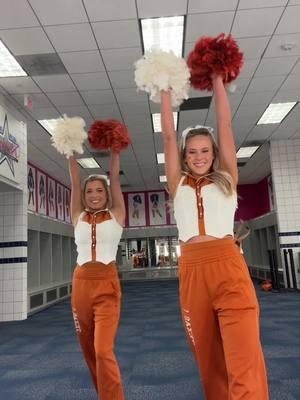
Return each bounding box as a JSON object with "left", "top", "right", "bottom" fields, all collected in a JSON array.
[
  {"left": 261, "top": 280, "right": 272, "bottom": 292},
  {"left": 187, "top": 33, "right": 244, "bottom": 91},
  {"left": 88, "top": 120, "right": 131, "bottom": 153}
]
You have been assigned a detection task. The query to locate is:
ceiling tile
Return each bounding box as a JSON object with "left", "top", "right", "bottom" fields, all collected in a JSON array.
[
  {"left": 255, "top": 56, "right": 298, "bottom": 76},
  {"left": 33, "top": 75, "right": 76, "bottom": 93},
  {"left": 0, "top": 27, "right": 54, "bottom": 56},
  {"left": 118, "top": 101, "right": 150, "bottom": 116},
  {"left": 178, "top": 110, "right": 208, "bottom": 131},
  {"left": 231, "top": 7, "right": 284, "bottom": 38},
  {"left": 188, "top": 0, "right": 238, "bottom": 13},
  {"left": 238, "top": 0, "right": 288, "bottom": 8},
  {"left": 291, "top": 59, "right": 300, "bottom": 74},
  {"left": 247, "top": 75, "right": 286, "bottom": 92},
  {"left": 92, "top": 20, "right": 141, "bottom": 49},
  {"left": 89, "top": 104, "right": 122, "bottom": 120},
  {"left": 47, "top": 91, "right": 85, "bottom": 106},
  {"left": 137, "top": 0, "right": 187, "bottom": 18},
  {"left": 272, "top": 89, "right": 300, "bottom": 102},
  {"left": 240, "top": 91, "right": 275, "bottom": 106},
  {"left": 29, "top": 107, "right": 61, "bottom": 120},
  {"left": 114, "top": 88, "right": 148, "bottom": 103},
  {"left": 59, "top": 51, "right": 105, "bottom": 73},
  {"left": 84, "top": 0, "right": 137, "bottom": 21},
  {"left": 0, "top": 77, "right": 42, "bottom": 94},
  {"left": 101, "top": 48, "right": 142, "bottom": 71},
  {"left": 246, "top": 125, "right": 277, "bottom": 141},
  {"left": 108, "top": 71, "right": 136, "bottom": 89},
  {"left": 238, "top": 59, "right": 260, "bottom": 78},
  {"left": 80, "top": 90, "right": 115, "bottom": 105},
  {"left": 280, "top": 74, "right": 300, "bottom": 90},
  {"left": 186, "top": 12, "right": 234, "bottom": 42},
  {"left": 56, "top": 105, "right": 92, "bottom": 119},
  {"left": 0, "top": 0, "right": 39, "bottom": 29},
  {"left": 236, "top": 37, "right": 270, "bottom": 59},
  {"left": 45, "top": 24, "right": 97, "bottom": 52},
  {"left": 71, "top": 72, "right": 111, "bottom": 91},
  {"left": 28, "top": 0, "right": 88, "bottom": 25},
  {"left": 264, "top": 33, "right": 300, "bottom": 57},
  {"left": 275, "top": 5, "right": 300, "bottom": 34}
]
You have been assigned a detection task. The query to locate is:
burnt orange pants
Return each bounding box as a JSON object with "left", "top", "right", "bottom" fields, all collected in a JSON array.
[
  {"left": 179, "top": 238, "right": 269, "bottom": 400},
  {"left": 71, "top": 262, "right": 124, "bottom": 400}
]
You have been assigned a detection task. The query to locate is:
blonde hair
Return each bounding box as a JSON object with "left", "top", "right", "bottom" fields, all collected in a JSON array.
[
  {"left": 180, "top": 128, "right": 234, "bottom": 196},
  {"left": 82, "top": 175, "right": 112, "bottom": 209}
]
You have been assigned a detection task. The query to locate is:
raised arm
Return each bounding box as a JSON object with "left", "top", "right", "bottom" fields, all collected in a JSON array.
[
  {"left": 160, "top": 91, "right": 181, "bottom": 196},
  {"left": 109, "top": 151, "right": 125, "bottom": 226},
  {"left": 68, "top": 156, "right": 83, "bottom": 226},
  {"left": 212, "top": 75, "right": 238, "bottom": 188}
]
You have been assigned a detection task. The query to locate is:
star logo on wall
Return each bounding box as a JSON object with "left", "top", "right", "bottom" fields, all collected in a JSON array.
[{"left": 0, "top": 114, "right": 19, "bottom": 176}]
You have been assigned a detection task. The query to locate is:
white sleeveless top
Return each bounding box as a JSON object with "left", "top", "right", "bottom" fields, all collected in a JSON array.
[
  {"left": 173, "top": 175, "right": 237, "bottom": 242},
  {"left": 74, "top": 209, "right": 123, "bottom": 266}
]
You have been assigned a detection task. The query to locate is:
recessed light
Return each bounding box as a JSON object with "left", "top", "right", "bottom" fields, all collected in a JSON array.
[
  {"left": 152, "top": 112, "right": 178, "bottom": 133},
  {"left": 77, "top": 158, "right": 99, "bottom": 168},
  {"left": 159, "top": 175, "right": 167, "bottom": 183},
  {"left": 38, "top": 118, "right": 62, "bottom": 136},
  {"left": 141, "top": 16, "right": 184, "bottom": 57},
  {"left": 257, "top": 102, "right": 297, "bottom": 124},
  {"left": 0, "top": 40, "right": 27, "bottom": 77},
  {"left": 157, "top": 153, "right": 165, "bottom": 164},
  {"left": 236, "top": 146, "right": 259, "bottom": 159}
]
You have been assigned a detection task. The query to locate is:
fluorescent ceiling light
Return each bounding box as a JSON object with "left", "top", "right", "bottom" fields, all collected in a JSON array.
[
  {"left": 38, "top": 118, "right": 62, "bottom": 136},
  {"left": 257, "top": 102, "right": 297, "bottom": 124},
  {"left": 152, "top": 112, "right": 178, "bottom": 133},
  {"left": 141, "top": 16, "right": 184, "bottom": 57},
  {"left": 0, "top": 40, "right": 27, "bottom": 77},
  {"left": 159, "top": 175, "right": 167, "bottom": 183},
  {"left": 157, "top": 153, "right": 165, "bottom": 164},
  {"left": 237, "top": 146, "right": 259, "bottom": 159},
  {"left": 77, "top": 158, "right": 99, "bottom": 168}
]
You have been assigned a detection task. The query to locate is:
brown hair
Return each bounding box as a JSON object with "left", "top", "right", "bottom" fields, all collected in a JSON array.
[
  {"left": 82, "top": 175, "right": 111, "bottom": 210},
  {"left": 179, "top": 128, "right": 234, "bottom": 196}
]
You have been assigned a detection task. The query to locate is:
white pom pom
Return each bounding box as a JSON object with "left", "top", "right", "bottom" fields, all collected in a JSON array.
[
  {"left": 51, "top": 115, "right": 87, "bottom": 158},
  {"left": 134, "top": 49, "right": 190, "bottom": 107}
]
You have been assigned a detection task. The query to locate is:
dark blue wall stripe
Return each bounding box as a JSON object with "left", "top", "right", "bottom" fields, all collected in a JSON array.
[
  {"left": 279, "top": 232, "right": 300, "bottom": 237},
  {"left": 280, "top": 244, "right": 300, "bottom": 248},
  {"left": 0, "top": 257, "right": 27, "bottom": 264},
  {"left": 0, "top": 241, "right": 28, "bottom": 248}
]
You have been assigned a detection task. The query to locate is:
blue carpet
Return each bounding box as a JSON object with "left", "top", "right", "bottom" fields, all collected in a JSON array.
[{"left": 0, "top": 280, "right": 299, "bottom": 399}]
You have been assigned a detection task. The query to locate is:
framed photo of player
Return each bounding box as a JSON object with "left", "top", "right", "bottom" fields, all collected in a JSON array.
[
  {"left": 64, "top": 187, "right": 71, "bottom": 223},
  {"left": 37, "top": 170, "right": 46, "bottom": 215},
  {"left": 47, "top": 177, "right": 56, "bottom": 218},
  {"left": 148, "top": 191, "right": 167, "bottom": 226},
  {"left": 27, "top": 164, "right": 36, "bottom": 212},
  {"left": 127, "top": 192, "right": 146, "bottom": 227},
  {"left": 56, "top": 182, "right": 64, "bottom": 221}
]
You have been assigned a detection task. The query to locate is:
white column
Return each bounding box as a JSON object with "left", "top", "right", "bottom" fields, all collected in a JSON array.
[
  {"left": 0, "top": 103, "right": 28, "bottom": 320},
  {"left": 270, "top": 139, "right": 300, "bottom": 289}
]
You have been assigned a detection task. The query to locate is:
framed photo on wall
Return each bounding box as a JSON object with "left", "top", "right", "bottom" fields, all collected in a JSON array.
[
  {"left": 56, "top": 183, "right": 64, "bottom": 221},
  {"left": 64, "top": 187, "right": 71, "bottom": 223},
  {"left": 37, "top": 170, "right": 46, "bottom": 215},
  {"left": 148, "top": 191, "right": 167, "bottom": 226},
  {"left": 47, "top": 177, "right": 56, "bottom": 218},
  {"left": 27, "top": 164, "right": 36, "bottom": 212},
  {"left": 127, "top": 192, "right": 146, "bottom": 227}
]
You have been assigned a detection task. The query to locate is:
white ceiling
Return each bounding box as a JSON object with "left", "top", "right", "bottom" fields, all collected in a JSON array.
[{"left": 0, "top": 0, "right": 300, "bottom": 189}]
